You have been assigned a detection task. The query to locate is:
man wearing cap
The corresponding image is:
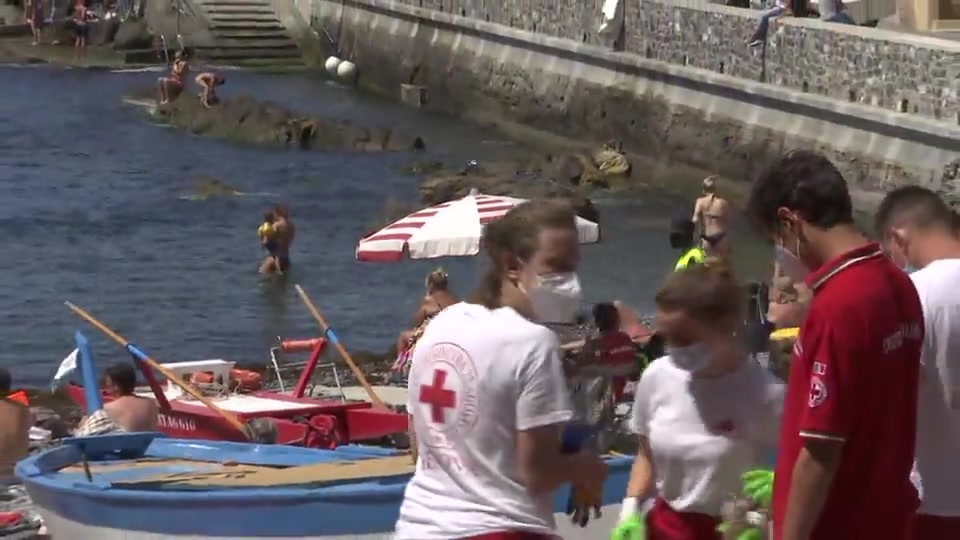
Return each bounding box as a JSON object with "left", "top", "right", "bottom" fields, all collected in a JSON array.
[{"left": 670, "top": 218, "right": 705, "bottom": 270}]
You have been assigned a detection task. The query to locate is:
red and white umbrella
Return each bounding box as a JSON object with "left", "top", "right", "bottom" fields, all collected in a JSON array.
[{"left": 356, "top": 190, "right": 600, "bottom": 262}]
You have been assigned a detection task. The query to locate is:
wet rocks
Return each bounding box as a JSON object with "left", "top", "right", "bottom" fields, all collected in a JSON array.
[
  {"left": 126, "top": 87, "right": 427, "bottom": 152},
  {"left": 415, "top": 152, "right": 617, "bottom": 224}
]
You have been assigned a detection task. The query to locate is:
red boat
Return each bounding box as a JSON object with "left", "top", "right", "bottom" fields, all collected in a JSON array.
[{"left": 66, "top": 337, "right": 409, "bottom": 449}]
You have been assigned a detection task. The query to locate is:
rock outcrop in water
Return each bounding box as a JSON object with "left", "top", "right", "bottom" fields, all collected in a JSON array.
[
  {"left": 127, "top": 88, "right": 427, "bottom": 152},
  {"left": 411, "top": 146, "right": 632, "bottom": 224}
]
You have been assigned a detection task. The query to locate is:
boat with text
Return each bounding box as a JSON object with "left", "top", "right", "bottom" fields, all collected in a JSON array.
[
  {"left": 60, "top": 299, "right": 409, "bottom": 449},
  {"left": 16, "top": 432, "right": 630, "bottom": 539}
]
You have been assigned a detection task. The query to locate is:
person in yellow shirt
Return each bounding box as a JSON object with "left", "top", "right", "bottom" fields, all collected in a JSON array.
[
  {"left": 669, "top": 218, "right": 705, "bottom": 271},
  {"left": 258, "top": 211, "right": 280, "bottom": 272}
]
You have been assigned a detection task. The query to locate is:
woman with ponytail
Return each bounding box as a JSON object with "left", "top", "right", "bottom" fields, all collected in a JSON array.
[
  {"left": 395, "top": 200, "right": 607, "bottom": 540},
  {"left": 612, "top": 260, "right": 784, "bottom": 540}
]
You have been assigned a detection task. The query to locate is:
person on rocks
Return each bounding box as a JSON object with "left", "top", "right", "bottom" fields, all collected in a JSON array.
[
  {"left": 259, "top": 203, "right": 295, "bottom": 275},
  {"left": 195, "top": 72, "right": 226, "bottom": 108},
  {"left": 75, "top": 363, "right": 158, "bottom": 435},
  {"left": 395, "top": 201, "right": 607, "bottom": 540},
  {"left": 158, "top": 50, "right": 190, "bottom": 105},
  {"left": 875, "top": 186, "right": 960, "bottom": 540},
  {"left": 391, "top": 268, "right": 460, "bottom": 380},
  {"left": 612, "top": 260, "right": 784, "bottom": 540},
  {"left": 71, "top": 0, "right": 89, "bottom": 60},
  {"left": 0, "top": 368, "right": 31, "bottom": 481},
  {"left": 669, "top": 217, "right": 705, "bottom": 271},
  {"left": 692, "top": 176, "right": 731, "bottom": 259},
  {"left": 747, "top": 151, "right": 923, "bottom": 540},
  {"left": 26, "top": 0, "right": 43, "bottom": 46}
]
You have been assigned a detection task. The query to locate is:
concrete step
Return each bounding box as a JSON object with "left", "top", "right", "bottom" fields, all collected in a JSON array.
[
  {"left": 208, "top": 20, "right": 285, "bottom": 30},
  {"left": 204, "top": 5, "right": 276, "bottom": 15},
  {"left": 192, "top": 46, "right": 301, "bottom": 59},
  {"left": 200, "top": 0, "right": 276, "bottom": 5},
  {"left": 208, "top": 14, "right": 282, "bottom": 24},
  {"left": 210, "top": 29, "right": 291, "bottom": 40}
]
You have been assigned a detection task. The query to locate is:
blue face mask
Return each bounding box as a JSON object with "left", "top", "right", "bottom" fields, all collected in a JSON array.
[{"left": 903, "top": 264, "right": 919, "bottom": 274}]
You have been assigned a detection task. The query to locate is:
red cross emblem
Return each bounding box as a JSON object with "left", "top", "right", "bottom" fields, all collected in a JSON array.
[{"left": 419, "top": 369, "right": 457, "bottom": 424}]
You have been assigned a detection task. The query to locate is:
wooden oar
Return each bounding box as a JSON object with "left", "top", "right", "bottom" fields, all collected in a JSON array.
[
  {"left": 64, "top": 301, "right": 250, "bottom": 437},
  {"left": 294, "top": 284, "right": 387, "bottom": 410}
]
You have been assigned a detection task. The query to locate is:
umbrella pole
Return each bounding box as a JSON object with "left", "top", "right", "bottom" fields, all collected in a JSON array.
[{"left": 294, "top": 285, "right": 388, "bottom": 410}]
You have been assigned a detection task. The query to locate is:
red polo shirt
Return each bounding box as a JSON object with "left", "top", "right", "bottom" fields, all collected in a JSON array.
[{"left": 772, "top": 243, "right": 923, "bottom": 540}]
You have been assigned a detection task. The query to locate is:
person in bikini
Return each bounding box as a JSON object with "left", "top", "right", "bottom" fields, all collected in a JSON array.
[
  {"left": 692, "top": 176, "right": 731, "bottom": 258},
  {"left": 158, "top": 51, "right": 190, "bottom": 105},
  {"left": 195, "top": 72, "right": 226, "bottom": 108},
  {"left": 391, "top": 268, "right": 459, "bottom": 379}
]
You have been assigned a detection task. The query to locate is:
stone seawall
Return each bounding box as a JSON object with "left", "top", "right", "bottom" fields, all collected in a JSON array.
[{"left": 302, "top": 0, "right": 959, "bottom": 207}]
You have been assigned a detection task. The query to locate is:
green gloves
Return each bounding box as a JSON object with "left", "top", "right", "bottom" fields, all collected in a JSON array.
[
  {"left": 610, "top": 513, "right": 645, "bottom": 540},
  {"left": 742, "top": 469, "right": 774, "bottom": 508}
]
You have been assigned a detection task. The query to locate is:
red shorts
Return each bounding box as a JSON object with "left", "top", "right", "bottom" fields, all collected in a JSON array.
[
  {"left": 646, "top": 497, "right": 721, "bottom": 540},
  {"left": 913, "top": 513, "right": 960, "bottom": 540},
  {"left": 462, "top": 532, "right": 554, "bottom": 540}
]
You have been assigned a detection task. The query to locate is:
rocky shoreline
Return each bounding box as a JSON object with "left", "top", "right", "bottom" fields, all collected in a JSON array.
[{"left": 128, "top": 87, "right": 427, "bottom": 152}]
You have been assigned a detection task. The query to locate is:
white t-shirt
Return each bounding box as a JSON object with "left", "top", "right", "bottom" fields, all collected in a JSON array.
[
  {"left": 395, "top": 303, "right": 573, "bottom": 540},
  {"left": 630, "top": 356, "right": 784, "bottom": 516},
  {"left": 909, "top": 259, "right": 960, "bottom": 516}
]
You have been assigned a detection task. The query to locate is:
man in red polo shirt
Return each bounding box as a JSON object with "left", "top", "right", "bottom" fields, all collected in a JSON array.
[{"left": 746, "top": 151, "right": 923, "bottom": 540}]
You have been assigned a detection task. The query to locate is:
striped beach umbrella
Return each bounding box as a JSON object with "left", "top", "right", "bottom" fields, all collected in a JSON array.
[{"left": 356, "top": 189, "right": 600, "bottom": 262}]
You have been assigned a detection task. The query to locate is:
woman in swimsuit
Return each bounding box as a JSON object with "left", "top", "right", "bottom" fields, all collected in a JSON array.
[
  {"left": 390, "top": 268, "right": 459, "bottom": 379},
  {"left": 158, "top": 51, "right": 190, "bottom": 105},
  {"left": 692, "top": 175, "right": 731, "bottom": 258}
]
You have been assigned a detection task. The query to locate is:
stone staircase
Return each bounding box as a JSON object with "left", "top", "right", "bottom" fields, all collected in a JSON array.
[{"left": 192, "top": 0, "right": 303, "bottom": 66}]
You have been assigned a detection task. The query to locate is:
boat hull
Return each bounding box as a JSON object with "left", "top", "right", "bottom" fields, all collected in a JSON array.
[
  {"left": 18, "top": 435, "right": 630, "bottom": 539},
  {"left": 36, "top": 505, "right": 623, "bottom": 539},
  {"left": 65, "top": 384, "right": 409, "bottom": 445}
]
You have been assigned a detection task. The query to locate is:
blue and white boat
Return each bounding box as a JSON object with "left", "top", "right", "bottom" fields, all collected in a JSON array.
[{"left": 16, "top": 433, "right": 630, "bottom": 539}]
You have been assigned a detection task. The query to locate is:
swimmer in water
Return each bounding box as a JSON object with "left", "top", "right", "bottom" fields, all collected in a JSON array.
[
  {"left": 692, "top": 176, "right": 731, "bottom": 258},
  {"left": 260, "top": 204, "right": 295, "bottom": 275}
]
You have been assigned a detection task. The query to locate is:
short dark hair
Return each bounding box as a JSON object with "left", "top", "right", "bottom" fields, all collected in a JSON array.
[
  {"left": 592, "top": 302, "right": 620, "bottom": 332},
  {"left": 746, "top": 151, "right": 854, "bottom": 234},
  {"left": 875, "top": 186, "right": 958, "bottom": 236},
  {"left": 0, "top": 368, "right": 10, "bottom": 392},
  {"left": 104, "top": 363, "right": 137, "bottom": 394}
]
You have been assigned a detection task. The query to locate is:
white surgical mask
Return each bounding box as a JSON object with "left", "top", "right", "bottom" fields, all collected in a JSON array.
[
  {"left": 775, "top": 238, "right": 809, "bottom": 283},
  {"left": 669, "top": 343, "right": 713, "bottom": 372},
  {"left": 527, "top": 272, "right": 583, "bottom": 324}
]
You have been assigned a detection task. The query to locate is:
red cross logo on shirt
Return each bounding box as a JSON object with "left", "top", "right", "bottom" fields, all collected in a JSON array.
[{"left": 419, "top": 369, "right": 457, "bottom": 424}]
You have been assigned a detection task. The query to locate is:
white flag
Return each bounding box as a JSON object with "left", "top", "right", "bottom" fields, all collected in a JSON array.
[{"left": 51, "top": 348, "right": 79, "bottom": 391}]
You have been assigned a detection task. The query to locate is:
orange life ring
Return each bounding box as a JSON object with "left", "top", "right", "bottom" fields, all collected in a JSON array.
[{"left": 229, "top": 369, "right": 262, "bottom": 391}]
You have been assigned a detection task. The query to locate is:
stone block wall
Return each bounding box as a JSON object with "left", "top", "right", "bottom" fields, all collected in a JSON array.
[{"left": 390, "top": 0, "right": 960, "bottom": 125}]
